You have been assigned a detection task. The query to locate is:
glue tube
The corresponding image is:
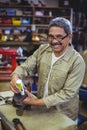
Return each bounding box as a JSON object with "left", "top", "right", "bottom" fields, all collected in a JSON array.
[{"left": 16, "top": 79, "right": 25, "bottom": 95}]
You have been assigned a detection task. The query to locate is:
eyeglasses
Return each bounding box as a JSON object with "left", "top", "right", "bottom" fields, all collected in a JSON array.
[{"left": 47, "top": 34, "right": 68, "bottom": 42}]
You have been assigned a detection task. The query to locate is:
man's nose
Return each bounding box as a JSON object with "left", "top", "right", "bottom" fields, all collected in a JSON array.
[{"left": 52, "top": 37, "right": 58, "bottom": 42}]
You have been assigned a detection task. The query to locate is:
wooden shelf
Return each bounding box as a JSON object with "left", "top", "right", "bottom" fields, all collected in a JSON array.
[
  {"left": 0, "top": 24, "right": 31, "bottom": 27},
  {"left": 0, "top": 76, "right": 11, "bottom": 81},
  {"left": 0, "top": 41, "right": 42, "bottom": 47},
  {"left": 0, "top": 71, "right": 11, "bottom": 81}
]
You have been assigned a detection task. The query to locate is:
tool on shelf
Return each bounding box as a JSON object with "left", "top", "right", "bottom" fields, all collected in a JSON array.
[{"left": 0, "top": 48, "right": 18, "bottom": 80}]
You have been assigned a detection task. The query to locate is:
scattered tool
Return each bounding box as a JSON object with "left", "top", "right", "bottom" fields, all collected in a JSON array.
[
  {"left": 0, "top": 96, "right": 12, "bottom": 105},
  {"left": 12, "top": 118, "right": 26, "bottom": 130}
]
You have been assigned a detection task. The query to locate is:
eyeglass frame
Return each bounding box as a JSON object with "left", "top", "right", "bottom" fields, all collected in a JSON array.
[{"left": 47, "top": 34, "right": 68, "bottom": 42}]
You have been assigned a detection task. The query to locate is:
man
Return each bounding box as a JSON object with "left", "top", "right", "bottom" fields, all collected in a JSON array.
[{"left": 10, "top": 17, "right": 85, "bottom": 120}]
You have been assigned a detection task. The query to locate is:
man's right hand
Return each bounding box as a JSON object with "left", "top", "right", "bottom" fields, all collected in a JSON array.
[{"left": 10, "top": 74, "right": 21, "bottom": 93}]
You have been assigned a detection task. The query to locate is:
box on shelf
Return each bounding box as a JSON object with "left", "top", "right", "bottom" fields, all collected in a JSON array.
[
  {"left": 21, "top": 18, "right": 31, "bottom": 24},
  {"left": 6, "top": 9, "right": 16, "bottom": 15},
  {"left": 12, "top": 17, "right": 21, "bottom": 25}
]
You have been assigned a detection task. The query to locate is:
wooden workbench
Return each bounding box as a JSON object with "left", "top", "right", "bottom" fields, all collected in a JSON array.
[{"left": 0, "top": 91, "right": 76, "bottom": 130}]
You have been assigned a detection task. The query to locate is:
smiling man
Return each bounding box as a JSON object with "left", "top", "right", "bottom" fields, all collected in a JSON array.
[{"left": 10, "top": 17, "right": 85, "bottom": 121}]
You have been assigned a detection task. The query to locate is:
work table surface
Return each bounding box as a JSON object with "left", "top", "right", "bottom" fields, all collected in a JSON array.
[{"left": 0, "top": 91, "right": 76, "bottom": 130}]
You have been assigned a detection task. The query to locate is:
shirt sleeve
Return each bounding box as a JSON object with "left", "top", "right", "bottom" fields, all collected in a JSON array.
[
  {"left": 11, "top": 47, "right": 39, "bottom": 79},
  {"left": 11, "top": 44, "right": 49, "bottom": 79}
]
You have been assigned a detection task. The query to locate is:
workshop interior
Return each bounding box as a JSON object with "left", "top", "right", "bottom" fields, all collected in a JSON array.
[{"left": 0, "top": 0, "right": 87, "bottom": 130}]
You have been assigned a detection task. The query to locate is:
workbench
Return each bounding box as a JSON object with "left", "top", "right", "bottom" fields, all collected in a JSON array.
[{"left": 0, "top": 91, "right": 76, "bottom": 130}]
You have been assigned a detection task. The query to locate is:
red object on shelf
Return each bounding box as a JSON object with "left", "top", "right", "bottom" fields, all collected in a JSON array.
[
  {"left": 0, "top": 48, "right": 18, "bottom": 73},
  {"left": 3, "top": 18, "right": 12, "bottom": 24}
]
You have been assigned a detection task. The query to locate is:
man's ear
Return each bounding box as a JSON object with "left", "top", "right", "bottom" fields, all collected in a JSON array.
[
  {"left": 68, "top": 34, "right": 73, "bottom": 43},
  {"left": 69, "top": 34, "right": 73, "bottom": 39}
]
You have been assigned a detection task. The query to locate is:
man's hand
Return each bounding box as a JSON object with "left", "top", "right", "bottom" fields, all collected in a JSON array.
[
  {"left": 23, "top": 90, "right": 46, "bottom": 106},
  {"left": 10, "top": 74, "right": 21, "bottom": 93}
]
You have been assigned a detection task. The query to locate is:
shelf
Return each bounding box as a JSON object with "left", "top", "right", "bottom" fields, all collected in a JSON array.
[
  {"left": 0, "top": 24, "right": 48, "bottom": 27},
  {"left": 0, "top": 70, "right": 12, "bottom": 74},
  {"left": 0, "top": 76, "right": 11, "bottom": 81},
  {"left": 0, "top": 15, "right": 33, "bottom": 17},
  {"left": 0, "top": 71, "right": 11, "bottom": 81},
  {"left": 34, "top": 15, "right": 53, "bottom": 18},
  {"left": 0, "top": 41, "right": 44, "bottom": 47},
  {"left": 0, "top": 5, "right": 32, "bottom": 8},
  {"left": 0, "top": 24, "right": 31, "bottom": 27},
  {"left": 16, "top": 56, "right": 27, "bottom": 60}
]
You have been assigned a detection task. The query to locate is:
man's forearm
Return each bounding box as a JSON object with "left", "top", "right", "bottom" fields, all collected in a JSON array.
[
  {"left": 31, "top": 98, "right": 46, "bottom": 106},
  {"left": 11, "top": 73, "right": 20, "bottom": 80},
  {"left": 23, "top": 95, "right": 46, "bottom": 106}
]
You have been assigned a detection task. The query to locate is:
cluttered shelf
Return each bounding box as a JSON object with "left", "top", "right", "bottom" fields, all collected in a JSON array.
[
  {"left": 0, "top": 5, "right": 72, "bottom": 33},
  {"left": 0, "top": 4, "right": 72, "bottom": 47}
]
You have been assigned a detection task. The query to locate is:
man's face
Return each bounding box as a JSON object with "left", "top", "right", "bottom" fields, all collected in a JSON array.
[{"left": 48, "top": 26, "right": 72, "bottom": 56}]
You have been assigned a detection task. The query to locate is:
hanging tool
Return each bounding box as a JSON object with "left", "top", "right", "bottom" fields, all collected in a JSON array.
[{"left": 12, "top": 118, "right": 26, "bottom": 130}]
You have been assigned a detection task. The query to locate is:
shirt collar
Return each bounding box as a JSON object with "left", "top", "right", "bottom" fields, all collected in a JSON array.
[{"left": 47, "top": 43, "right": 74, "bottom": 62}]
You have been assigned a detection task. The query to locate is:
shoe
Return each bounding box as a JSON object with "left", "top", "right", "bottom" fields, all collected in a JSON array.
[{"left": 38, "top": 0, "right": 46, "bottom": 6}]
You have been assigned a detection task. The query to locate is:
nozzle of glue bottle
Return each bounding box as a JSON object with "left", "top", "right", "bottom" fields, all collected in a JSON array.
[{"left": 16, "top": 79, "right": 25, "bottom": 95}]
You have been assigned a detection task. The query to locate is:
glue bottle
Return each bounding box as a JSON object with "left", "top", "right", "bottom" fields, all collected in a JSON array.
[{"left": 16, "top": 79, "right": 25, "bottom": 95}]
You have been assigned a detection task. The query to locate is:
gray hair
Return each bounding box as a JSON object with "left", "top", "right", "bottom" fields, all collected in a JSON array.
[{"left": 48, "top": 17, "right": 72, "bottom": 35}]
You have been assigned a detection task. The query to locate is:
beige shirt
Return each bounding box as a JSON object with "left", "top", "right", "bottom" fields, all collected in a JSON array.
[
  {"left": 43, "top": 52, "right": 65, "bottom": 97},
  {"left": 12, "top": 44, "right": 85, "bottom": 120}
]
